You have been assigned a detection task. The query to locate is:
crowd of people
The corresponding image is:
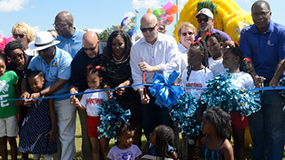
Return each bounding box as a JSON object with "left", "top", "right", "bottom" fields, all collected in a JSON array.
[{"left": 0, "top": 0, "right": 284, "bottom": 160}]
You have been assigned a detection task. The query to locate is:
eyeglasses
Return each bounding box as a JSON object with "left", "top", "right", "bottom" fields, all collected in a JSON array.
[
  {"left": 140, "top": 24, "right": 157, "bottom": 32},
  {"left": 84, "top": 44, "right": 97, "bottom": 51},
  {"left": 182, "top": 32, "right": 194, "bottom": 36},
  {"left": 10, "top": 52, "right": 23, "bottom": 60},
  {"left": 13, "top": 34, "right": 24, "bottom": 38},
  {"left": 252, "top": 11, "right": 270, "bottom": 17},
  {"left": 197, "top": 17, "right": 209, "bottom": 23},
  {"left": 53, "top": 23, "right": 68, "bottom": 29}
]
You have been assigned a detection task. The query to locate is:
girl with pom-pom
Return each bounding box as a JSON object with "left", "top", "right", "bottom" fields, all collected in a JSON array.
[
  {"left": 180, "top": 39, "right": 213, "bottom": 159},
  {"left": 71, "top": 65, "right": 109, "bottom": 160},
  {"left": 141, "top": 125, "right": 179, "bottom": 160},
  {"left": 107, "top": 121, "right": 142, "bottom": 160},
  {"left": 200, "top": 107, "right": 234, "bottom": 160},
  {"left": 205, "top": 33, "right": 226, "bottom": 76},
  {"left": 222, "top": 46, "right": 254, "bottom": 160}
]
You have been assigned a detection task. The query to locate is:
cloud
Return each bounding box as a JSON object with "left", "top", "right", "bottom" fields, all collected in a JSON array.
[
  {"left": 0, "top": 0, "right": 28, "bottom": 12},
  {"left": 80, "top": 28, "right": 104, "bottom": 34},
  {"left": 132, "top": 0, "right": 161, "bottom": 9},
  {"left": 124, "top": 12, "right": 135, "bottom": 18},
  {"left": 33, "top": 26, "right": 40, "bottom": 33}
]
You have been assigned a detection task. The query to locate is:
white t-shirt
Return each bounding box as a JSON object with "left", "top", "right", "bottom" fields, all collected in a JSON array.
[
  {"left": 229, "top": 72, "right": 254, "bottom": 89},
  {"left": 107, "top": 144, "right": 142, "bottom": 160},
  {"left": 208, "top": 57, "right": 225, "bottom": 76},
  {"left": 80, "top": 88, "right": 108, "bottom": 117},
  {"left": 181, "top": 68, "right": 213, "bottom": 99}
]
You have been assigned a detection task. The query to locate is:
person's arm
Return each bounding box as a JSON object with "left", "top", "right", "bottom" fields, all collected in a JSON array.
[
  {"left": 116, "top": 80, "right": 131, "bottom": 96},
  {"left": 240, "top": 29, "right": 265, "bottom": 88},
  {"left": 270, "top": 59, "right": 285, "bottom": 87},
  {"left": 71, "top": 96, "right": 86, "bottom": 111},
  {"left": 130, "top": 45, "right": 150, "bottom": 104},
  {"left": 156, "top": 37, "right": 179, "bottom": 74},
  {"left": 30, "top": 78, "right": 67, "bottom": 99},
  {"left": 46, "top": 99, "right": 56, "bottom": 142},
  {"left": 222, "top": 139, "right": 234, "bottom": 160},
  {"left": 138, "top": 62, "right": 161, "bottom": 73},
  {"left": 171, "top": 151, "right": 179, "bottom": 160}
]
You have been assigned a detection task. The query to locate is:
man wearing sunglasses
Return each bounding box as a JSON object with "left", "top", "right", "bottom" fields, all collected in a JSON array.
[
  {"left": 54, "top": 11, "right": 84, "bottom": 59},
  {"left": 195, "top": 8, "right": 231, "bottom": 41},
  {"left": 240, "top": 1, "right": 285, "bottom": 160},
  {"left": 130, "top": 13, "right": 179, "bottom": 140},
  {"left": 70, "top": 31, "right": 106, "bottom": 160}
]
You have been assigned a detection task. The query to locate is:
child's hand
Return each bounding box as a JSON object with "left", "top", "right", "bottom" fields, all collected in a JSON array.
[
  {"left": 20, "top": 91, "right": 30, "bottom": 99},
  {"left": 71, "top": 97, "right": 80, "bottom": 107},
  {"left": 23, "top": 99, "right": 35, "bottom": 106},
  {"left": 46, "top": 130, "right": 55, "bottom": 142}
]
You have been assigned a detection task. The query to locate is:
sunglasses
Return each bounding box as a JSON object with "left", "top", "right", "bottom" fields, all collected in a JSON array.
[
  {"left": 13, "top": 34, "right": 24, "bottom": 38},
  {"left": 197, "top": 17, "right": 209, "bottom": 23},
  {"left": 53, "top": 23, "right": 68, "bottom": 29},
  {"left": 10, "top": 52, "right": 23, "bottom": 60},
  {"left": 140, "top": 24, "right": 157, "bottom": 32},
  {"left": 84, "top": 44, "right": 97, "bottom": 51},
  {"left": 182, "top": 32, "right": 194, "bottom": 36}
]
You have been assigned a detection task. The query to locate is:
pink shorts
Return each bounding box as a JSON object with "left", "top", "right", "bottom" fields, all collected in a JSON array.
[
  {"left": 87, "top": 116, "right": 101, "bottom": 138},
  {"left": 231, "top": 111, "right": 248, "bottom": 129}
]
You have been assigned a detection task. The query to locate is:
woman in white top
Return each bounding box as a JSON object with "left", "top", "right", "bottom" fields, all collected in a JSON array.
[{"left": 177, "top": 22, "right": 196, "bottom": 75}]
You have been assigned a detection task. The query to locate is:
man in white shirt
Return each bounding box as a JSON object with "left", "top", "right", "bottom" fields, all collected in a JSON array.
[{"left": 130, "top": 13, "right": 179, "bottom": 139}]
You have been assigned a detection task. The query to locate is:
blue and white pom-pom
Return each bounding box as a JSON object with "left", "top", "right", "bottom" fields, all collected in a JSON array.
[
  {"left": 200, "top": 73, "right": 261, "bottom": 117},
  {"left": 169, "top": 94, "right": 201, "bottom": 139},
  {"left": 98, "top": 100, "right": 131, "bottom": 139}
]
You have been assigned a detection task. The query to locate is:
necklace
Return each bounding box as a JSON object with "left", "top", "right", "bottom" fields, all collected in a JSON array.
[{"left": 113, "top": 54, "right": 125, "bottom": 62}]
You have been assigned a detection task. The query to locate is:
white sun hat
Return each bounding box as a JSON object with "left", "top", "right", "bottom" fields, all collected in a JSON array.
[{"left": 29, "top": 31, "right": 60, "bottom": 51}]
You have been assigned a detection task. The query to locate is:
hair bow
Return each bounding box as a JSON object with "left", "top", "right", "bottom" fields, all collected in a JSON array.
[
  {"left": 191, "top": 38, "right": 201, "bottom": 45},
  {"left": 86, "top": 65, "right": 101, "bottom": 71}
]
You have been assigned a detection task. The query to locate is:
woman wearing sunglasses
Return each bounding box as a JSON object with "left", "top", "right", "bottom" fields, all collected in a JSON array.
[
  {"left": 4, "top": 40, "right": 34, "bottom": 160},
  {"left": 177, "top": 22, "right": 197, "bottom": 76},
  {"left": 12, "top": 22, "right": 37, "bottom": 56}
]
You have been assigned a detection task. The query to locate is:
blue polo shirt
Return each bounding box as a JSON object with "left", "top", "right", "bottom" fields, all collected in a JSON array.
[
  {"left": 240, "top": 20, "right": 285, "bottom": 82},
  {"left": 55, "top": 28, "right": 84, "bottom": 58},
  {"left": 28, "top": 46, "right": 72, "bottom": 101},
  {"left": 195, "top": 28, "right": 231, "bottom": 41}
]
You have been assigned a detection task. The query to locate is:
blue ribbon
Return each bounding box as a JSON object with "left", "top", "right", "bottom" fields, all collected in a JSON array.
[{"left": 148, "top": 71, "right": 185, "bottom": 108}]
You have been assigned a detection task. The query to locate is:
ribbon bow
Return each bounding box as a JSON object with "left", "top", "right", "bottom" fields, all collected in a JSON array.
[
  {"left": 86, "top": 65, "right": 102, "bottom": 71},
  {"left": 191, "top": 37, "right": 201, "bottom": 45},
  {"left": 148, "top": 70, "right": 185, "bottom": 108}
]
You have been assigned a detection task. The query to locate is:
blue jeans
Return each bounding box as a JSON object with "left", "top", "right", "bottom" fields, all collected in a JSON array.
[{"left": 249, "top": 90, "right": 284, "bottom": 160}]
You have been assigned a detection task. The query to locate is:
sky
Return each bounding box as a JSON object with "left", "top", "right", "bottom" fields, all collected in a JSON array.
[{"left": 0, "top": 0, "right": 284, "bottom": 38}]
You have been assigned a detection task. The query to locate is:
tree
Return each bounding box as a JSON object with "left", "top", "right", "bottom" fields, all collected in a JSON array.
[{"left": 97, "top": 25, "right": 118, "bottom": 42}]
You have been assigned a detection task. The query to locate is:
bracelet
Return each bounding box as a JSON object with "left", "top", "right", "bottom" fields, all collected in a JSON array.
[{"left": 39, "top": 91, "right": 44, "bottom": 97}]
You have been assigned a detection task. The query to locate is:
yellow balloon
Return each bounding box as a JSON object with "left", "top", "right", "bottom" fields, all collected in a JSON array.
[{"left": 174, "top": 0, "right": 254, "bottom": 43}]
